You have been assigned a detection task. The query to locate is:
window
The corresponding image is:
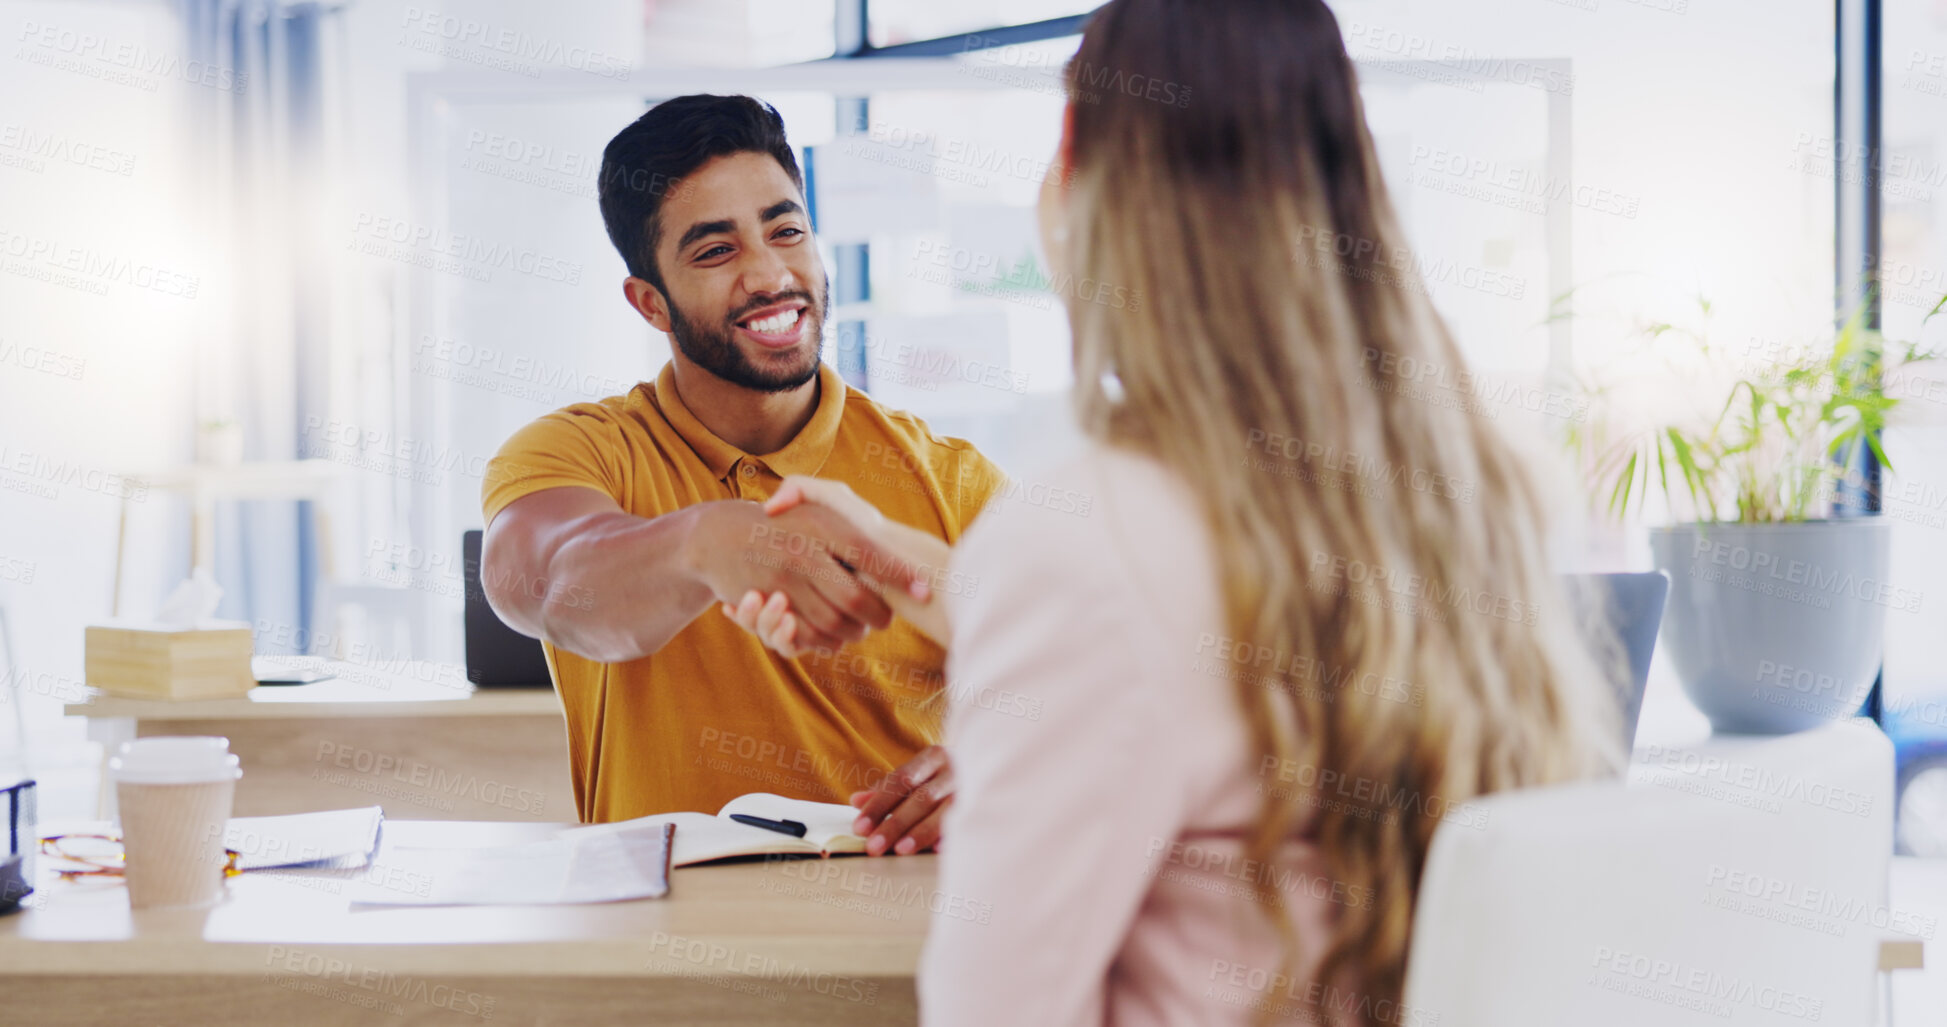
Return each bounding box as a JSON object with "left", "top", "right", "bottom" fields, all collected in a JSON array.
[
  {"left": 1878, "top": 1, "right": 1947, "bottom": 737},
  {"left": 806, "top": 55, "right": 1076, "bottom": 471},
  {"left": 867, "top": 0, "right": 1099, "bottom": 49}
]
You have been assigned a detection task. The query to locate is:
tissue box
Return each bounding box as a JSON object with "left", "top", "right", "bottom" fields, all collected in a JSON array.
[{"left": 85, "top": 622, "right": 256, "bottom": 701}]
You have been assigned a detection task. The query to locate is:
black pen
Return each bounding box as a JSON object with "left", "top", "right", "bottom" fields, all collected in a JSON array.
[{"left": 730, "top": 813, "right": 808, "bottom": 838}]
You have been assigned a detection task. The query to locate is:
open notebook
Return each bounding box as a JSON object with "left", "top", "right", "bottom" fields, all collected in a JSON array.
[{"left": 556, "top": 793, "right": 866, "bottom": 867}]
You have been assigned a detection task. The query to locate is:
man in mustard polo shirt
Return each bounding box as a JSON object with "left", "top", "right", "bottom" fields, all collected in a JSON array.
[{"left": 480, "top": 95, "right": 1001, "bottom": 857}]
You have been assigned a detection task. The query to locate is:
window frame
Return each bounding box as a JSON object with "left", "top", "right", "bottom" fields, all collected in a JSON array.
[{"left": 836, "top": 3, "right": 1093, "bottom": 59}]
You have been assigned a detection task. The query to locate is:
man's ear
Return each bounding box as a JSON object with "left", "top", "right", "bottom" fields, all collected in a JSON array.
[{"left": 623, "top": 277, "right": 673, "bottom": 334}]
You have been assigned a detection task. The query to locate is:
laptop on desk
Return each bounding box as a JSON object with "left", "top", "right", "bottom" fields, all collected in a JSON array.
[
  {"left": 1566, "top": 571, "right": 1669, "bottom": 752},
  {"left": 463, "top": 529, "right": 554, "bottom": 689}
]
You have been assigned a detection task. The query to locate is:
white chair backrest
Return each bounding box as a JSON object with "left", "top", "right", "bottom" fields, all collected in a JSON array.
[{"left": 1402, "top": 722, "right": 1893, "bottom": 1027}]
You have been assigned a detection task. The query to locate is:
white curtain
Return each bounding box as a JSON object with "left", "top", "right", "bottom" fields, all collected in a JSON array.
[{"left": 178, "top": 0, "right": 351, "bottom": 650}]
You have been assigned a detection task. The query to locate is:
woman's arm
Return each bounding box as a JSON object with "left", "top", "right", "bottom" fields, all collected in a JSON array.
[{"left": 919, "top": 489, "right": 1194, "bottom": 1026}]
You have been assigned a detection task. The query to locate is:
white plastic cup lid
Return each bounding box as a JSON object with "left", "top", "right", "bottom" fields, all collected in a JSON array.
[{"left": 109, "top": 736, "right": 242, "bottom": 785}]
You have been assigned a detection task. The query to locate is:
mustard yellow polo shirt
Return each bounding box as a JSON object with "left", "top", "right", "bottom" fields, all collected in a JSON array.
[{"left": 483, "top": 362, "right": 1002, "bottom": 822}]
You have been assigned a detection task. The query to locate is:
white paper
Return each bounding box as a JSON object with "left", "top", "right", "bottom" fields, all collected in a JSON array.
[
  {"left": 716, "top": 793, "right": 865, "bottom": 852},
  {"left": 557, "top": 811, "right": 816, "bottom": 867},
  {"left": 227, "top": 806, "right": 384, "bottom": 871},
  {"left": 155, "top": 566, "right": 224, "bottom": 628},
  {"left": 553, "top": 794, "right": 865, "bottom": 866},
  {"left": 343, "top": 824, "right": 672, "bottom": 906}
]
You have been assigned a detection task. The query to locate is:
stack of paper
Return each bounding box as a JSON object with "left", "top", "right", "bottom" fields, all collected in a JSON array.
[
  {"left": 226, "top": 806, "right": 384, "bottom": 871},
  {"left": 342, "top": 821, "right": 674, "bottom": 907}
]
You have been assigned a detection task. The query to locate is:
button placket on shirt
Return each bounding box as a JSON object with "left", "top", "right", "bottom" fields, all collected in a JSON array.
[{"left": 732, "top": 459, "right": 768, "bottom": 501}]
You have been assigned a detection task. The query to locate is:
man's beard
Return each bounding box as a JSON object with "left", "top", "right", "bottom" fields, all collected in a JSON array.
[{"left": 668, "top": 280, "right": 827, "bottom": 394}]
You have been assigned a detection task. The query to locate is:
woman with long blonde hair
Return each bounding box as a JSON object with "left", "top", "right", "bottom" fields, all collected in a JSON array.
[{"left": 724, "top": 0, "right": 1622, "bottom": 1021}]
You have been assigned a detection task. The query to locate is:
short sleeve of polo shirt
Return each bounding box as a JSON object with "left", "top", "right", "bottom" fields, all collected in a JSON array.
[
  {"left": 948, "top": 443, "right": 1007, "bottom": 533},
  {"left": 481, "top": 401, "right": 634, "bottom": 526}
]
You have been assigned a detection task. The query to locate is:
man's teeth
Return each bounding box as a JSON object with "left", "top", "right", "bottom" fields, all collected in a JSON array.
[{"left": 746, "top": 309, "right": 801, "bottom": 334}]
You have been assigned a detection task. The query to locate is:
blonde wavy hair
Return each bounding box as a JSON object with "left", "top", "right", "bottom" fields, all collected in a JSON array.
[{"left": 1053, "top": 0, "right": 1624, "bottom": 1017}]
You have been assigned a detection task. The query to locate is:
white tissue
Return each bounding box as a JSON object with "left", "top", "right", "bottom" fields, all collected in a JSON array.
[{"left": 155, "top": 567, "right": 224, "bottom": 628}]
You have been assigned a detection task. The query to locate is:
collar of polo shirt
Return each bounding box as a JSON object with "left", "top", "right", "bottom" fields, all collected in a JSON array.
[{"left": 651, "top": 362, "right": 847, "bottom": 486}]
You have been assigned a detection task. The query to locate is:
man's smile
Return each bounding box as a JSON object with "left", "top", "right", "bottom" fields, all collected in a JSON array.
[{"left": 734, "top": 298, "right": 811, "bottom": 349}]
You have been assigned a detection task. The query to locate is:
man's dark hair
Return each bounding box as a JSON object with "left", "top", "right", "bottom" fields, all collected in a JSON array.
[{"left": 598, "top": 94, "right": 803, "bottom": 294}]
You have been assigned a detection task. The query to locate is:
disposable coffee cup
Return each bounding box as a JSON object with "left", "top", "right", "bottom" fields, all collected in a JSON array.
[{"left": 110, "top": 737, "right": 241, "bottom": 909}]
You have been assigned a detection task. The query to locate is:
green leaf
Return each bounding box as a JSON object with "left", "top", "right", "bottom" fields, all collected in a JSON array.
[{"left": 1610, "top": 449, "right": 1639, "bottom": 518}]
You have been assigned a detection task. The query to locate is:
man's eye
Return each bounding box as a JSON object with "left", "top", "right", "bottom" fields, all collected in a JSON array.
[
  {"left": 698, "top": 245, "right": 732, "bottom": 260},
  {"left": 775, "top": 227, "right": 804, "bottom": 239}
]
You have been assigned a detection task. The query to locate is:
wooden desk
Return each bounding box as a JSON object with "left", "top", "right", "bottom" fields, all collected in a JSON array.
[
  {"left": 7, "top": 820, "right": 934, "bottom": 1025},
  {"left": 65, "top": 659, "right": 575, "bottom": 821}
]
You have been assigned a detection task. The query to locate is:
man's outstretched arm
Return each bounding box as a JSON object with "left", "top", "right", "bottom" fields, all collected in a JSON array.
[{"left": 482, "top": 486, "right": 914, "bottom": 663}]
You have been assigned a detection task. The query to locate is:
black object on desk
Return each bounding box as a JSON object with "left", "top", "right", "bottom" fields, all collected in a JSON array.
[
  {"left": 1, "top": 778, "right": 34, "bottom": 915},
  {"left": 252, "top": 658, "right": 336, "bottom": 686},
  {"left": 463, "top": 530, "right": 554, "bottom": 689},
  {"left": 730, "top": 814, "right": 808, "bottom": 838}
]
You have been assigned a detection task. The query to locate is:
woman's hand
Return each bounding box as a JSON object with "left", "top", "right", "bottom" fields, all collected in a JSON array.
[
  {"left": 721, "top": 587, "right": 813, "bottom": 658},
  {"left": 764, "top": 476, "right": 893, "bottom": 540},
  {"left": 719, "top": 476, "right": 956, "bottom": 652}
]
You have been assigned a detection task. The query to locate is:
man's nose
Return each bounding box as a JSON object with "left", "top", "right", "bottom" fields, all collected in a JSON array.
[{"left": 739, "top": 245, "right": 796, "bottom": 297}]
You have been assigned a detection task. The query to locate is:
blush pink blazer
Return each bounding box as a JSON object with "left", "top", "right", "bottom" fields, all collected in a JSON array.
[{"left": 921, "top": 445, "right": 1352, "bottom": 1026}]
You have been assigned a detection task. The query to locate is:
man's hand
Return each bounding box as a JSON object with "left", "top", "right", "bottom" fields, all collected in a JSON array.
[
  {"left": 687, "top": 500, "right": 920, "bottom": 653},
  {"left": 850, "top": 745, "right": 953, "bottom": 856},
  {"left": 719, "top": 478, "right": 956, "bottom": 657}
]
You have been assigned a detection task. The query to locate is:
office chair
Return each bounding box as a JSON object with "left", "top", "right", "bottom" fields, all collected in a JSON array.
[
  {"left": 1404, "top": 724, "right": 1893, "bottom": 1026},
  {"left": 462, "top": 530, "right": 553, "bottom": 688}
]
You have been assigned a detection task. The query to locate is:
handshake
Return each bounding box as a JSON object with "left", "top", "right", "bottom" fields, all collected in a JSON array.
[
  {"left": 696, "top": 476, "right": 960, "bottom": 856},
  {"left": 699, "top": 476, "right": 957, "bottom": 658}
]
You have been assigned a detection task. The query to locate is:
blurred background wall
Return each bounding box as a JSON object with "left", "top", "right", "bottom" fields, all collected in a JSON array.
[{"left": 4, "top": 0, "right": 1944, "bottom": 819}]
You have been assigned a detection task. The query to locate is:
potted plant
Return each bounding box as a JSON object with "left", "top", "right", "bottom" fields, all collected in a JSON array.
[{"left": 1571, "top": 298, "right": 1942, "bottom": 733}]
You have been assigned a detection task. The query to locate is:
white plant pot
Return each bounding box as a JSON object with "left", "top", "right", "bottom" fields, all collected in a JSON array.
[{"left": 1649, "top": 519, "right": 1894, "bottom": 734}]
